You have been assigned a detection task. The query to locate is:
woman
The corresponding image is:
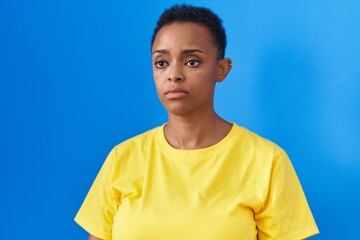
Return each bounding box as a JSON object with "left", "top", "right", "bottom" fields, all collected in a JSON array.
[{"left": 75, "top": 4, "right": 319, "bottom": 240}]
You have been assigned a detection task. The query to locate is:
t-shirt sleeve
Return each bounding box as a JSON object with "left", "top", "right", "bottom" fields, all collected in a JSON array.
[
  {"left": 255, "top": 151, "right": 319, "bottom": 240},
  {"left": 74, "top": 149, "right": 121, "bottom": 240}
]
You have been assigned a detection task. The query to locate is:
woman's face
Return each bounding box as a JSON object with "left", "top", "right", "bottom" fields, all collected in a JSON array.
[{"left": 151, "top": 22, "right": 228, "bottom": 117}]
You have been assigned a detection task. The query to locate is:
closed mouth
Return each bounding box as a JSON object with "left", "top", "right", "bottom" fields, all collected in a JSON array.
[{"left": 165, "top": 89, "right": 189, "bottom": 95}]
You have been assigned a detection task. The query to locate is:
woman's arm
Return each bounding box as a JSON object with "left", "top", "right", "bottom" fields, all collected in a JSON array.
[{"left": 88, "top": 235, "right": 102, "bottom": 240}]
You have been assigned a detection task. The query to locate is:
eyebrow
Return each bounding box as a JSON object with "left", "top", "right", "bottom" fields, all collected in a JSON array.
[{"left": 152, "top": 49, "right": 204, "bottom": 55}]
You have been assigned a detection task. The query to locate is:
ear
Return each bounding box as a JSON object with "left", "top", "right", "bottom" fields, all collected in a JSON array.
[{"left": 216, "top": 58, "right": 232, "bottom": 83}]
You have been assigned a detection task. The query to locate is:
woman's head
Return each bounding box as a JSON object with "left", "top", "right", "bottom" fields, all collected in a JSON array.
[
  {"left": 151, "top": 5, "right": 232, "bottom": 117},
  {"left": 151, "top": 4, "right": 227, "bottom": 60},
  {"left": 151, "top": 7, "right": 232, "bottom": 117}
]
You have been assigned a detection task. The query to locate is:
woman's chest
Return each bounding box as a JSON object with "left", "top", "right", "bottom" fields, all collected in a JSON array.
[
  {"left": 110, "top": 153, "right": 263, "bottom": 239},
  {"left": 112, "top": 200, "right": 258, "bottom": 240}
]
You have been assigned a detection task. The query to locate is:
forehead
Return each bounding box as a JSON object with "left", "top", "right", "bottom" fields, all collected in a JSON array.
[{"left": 152, "top": 22, "right": 216, "bottom": 54}]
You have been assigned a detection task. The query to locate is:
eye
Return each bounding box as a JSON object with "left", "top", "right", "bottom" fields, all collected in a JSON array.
[
  {"left": 154, "top": 60, "right": 168, "bottom": 69},
  {"left": 186, "top": 59, "right": 200, "bottom": 67}
]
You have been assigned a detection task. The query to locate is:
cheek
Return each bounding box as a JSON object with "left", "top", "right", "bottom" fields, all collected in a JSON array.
[
  {"left": 153, "top": 73, "right": 165, "bottom": 99},
  {"left": 153, "top": 68, "right": 165, "bottom": 81},
  {"left": 153, "top": 75, "right": 163, "bottom": 91},
  {"left": 193, "top": 71, "right": 217, "bottom": 88}
]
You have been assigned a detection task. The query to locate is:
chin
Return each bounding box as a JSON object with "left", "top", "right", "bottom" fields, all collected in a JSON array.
[{"left": 163, "top": 104, "right": 194, "bottom": 117}]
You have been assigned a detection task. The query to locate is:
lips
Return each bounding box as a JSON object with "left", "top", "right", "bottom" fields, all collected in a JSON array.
[{"left": 165, "top": 88, "right": 189, "bottom": 99}]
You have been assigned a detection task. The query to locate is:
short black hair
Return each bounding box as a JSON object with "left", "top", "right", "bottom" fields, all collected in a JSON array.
[{"left": 151, "top": 4, "right": 227, "bottom": 59}]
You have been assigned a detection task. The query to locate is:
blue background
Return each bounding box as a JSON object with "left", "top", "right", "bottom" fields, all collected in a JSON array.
[{"left": 1, "top": 0, "right": 359, "bottom": 239}]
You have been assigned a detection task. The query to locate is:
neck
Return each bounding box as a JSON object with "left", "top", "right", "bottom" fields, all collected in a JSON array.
[{"left": 164, "top": 111, "right": 232, "bottom": 150}]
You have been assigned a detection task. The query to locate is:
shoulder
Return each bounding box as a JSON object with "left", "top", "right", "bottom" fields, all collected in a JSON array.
[
  {"left": 98, "top": 126, "right": 162, "bottom": 176},
  {"left": 228, "top": 124, "right": 290, "bottom": 173},
  {"left": 232, "top": 124, "right": 285, "bottom": 156},
  {"left": 108, "top": 126, "right": 161, "bottom": 158}
]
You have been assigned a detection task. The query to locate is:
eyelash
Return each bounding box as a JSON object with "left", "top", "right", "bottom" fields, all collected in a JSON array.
[
  {"left": 154, "top": 60, "right": 168, "bottom": 69},
  {"left": 186, "top": 59, "right": 200, "bottom": 67},
  {"left": 154, "top": 59, "right": 201, "bottom": 69}
]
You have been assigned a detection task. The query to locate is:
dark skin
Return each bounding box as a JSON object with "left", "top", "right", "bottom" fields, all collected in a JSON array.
[
  {"left": 152, "top": 22, "right": 232, "bottom": 150},
  {"left": 87, "top": 22, "right": 232, "bottom": 240},
  {"left": 88, "top": 235, "right": 100, "bottom": 240}
]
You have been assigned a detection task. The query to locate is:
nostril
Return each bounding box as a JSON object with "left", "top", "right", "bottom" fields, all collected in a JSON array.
[{"left": 168, "top": 76, "right": 183, "bottom": 82}]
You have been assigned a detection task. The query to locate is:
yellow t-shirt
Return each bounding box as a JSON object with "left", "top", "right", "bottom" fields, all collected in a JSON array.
[{"left": 75, "top": 124, "right": 319, "bottom": 240}]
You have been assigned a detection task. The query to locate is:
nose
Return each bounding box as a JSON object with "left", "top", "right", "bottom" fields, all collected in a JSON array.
[
  {"left": 168, "top": 75, "right": 183, "bottom": 82},
  {"left": 168, "top": 64, "right": 184, "bottom": 82}
]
